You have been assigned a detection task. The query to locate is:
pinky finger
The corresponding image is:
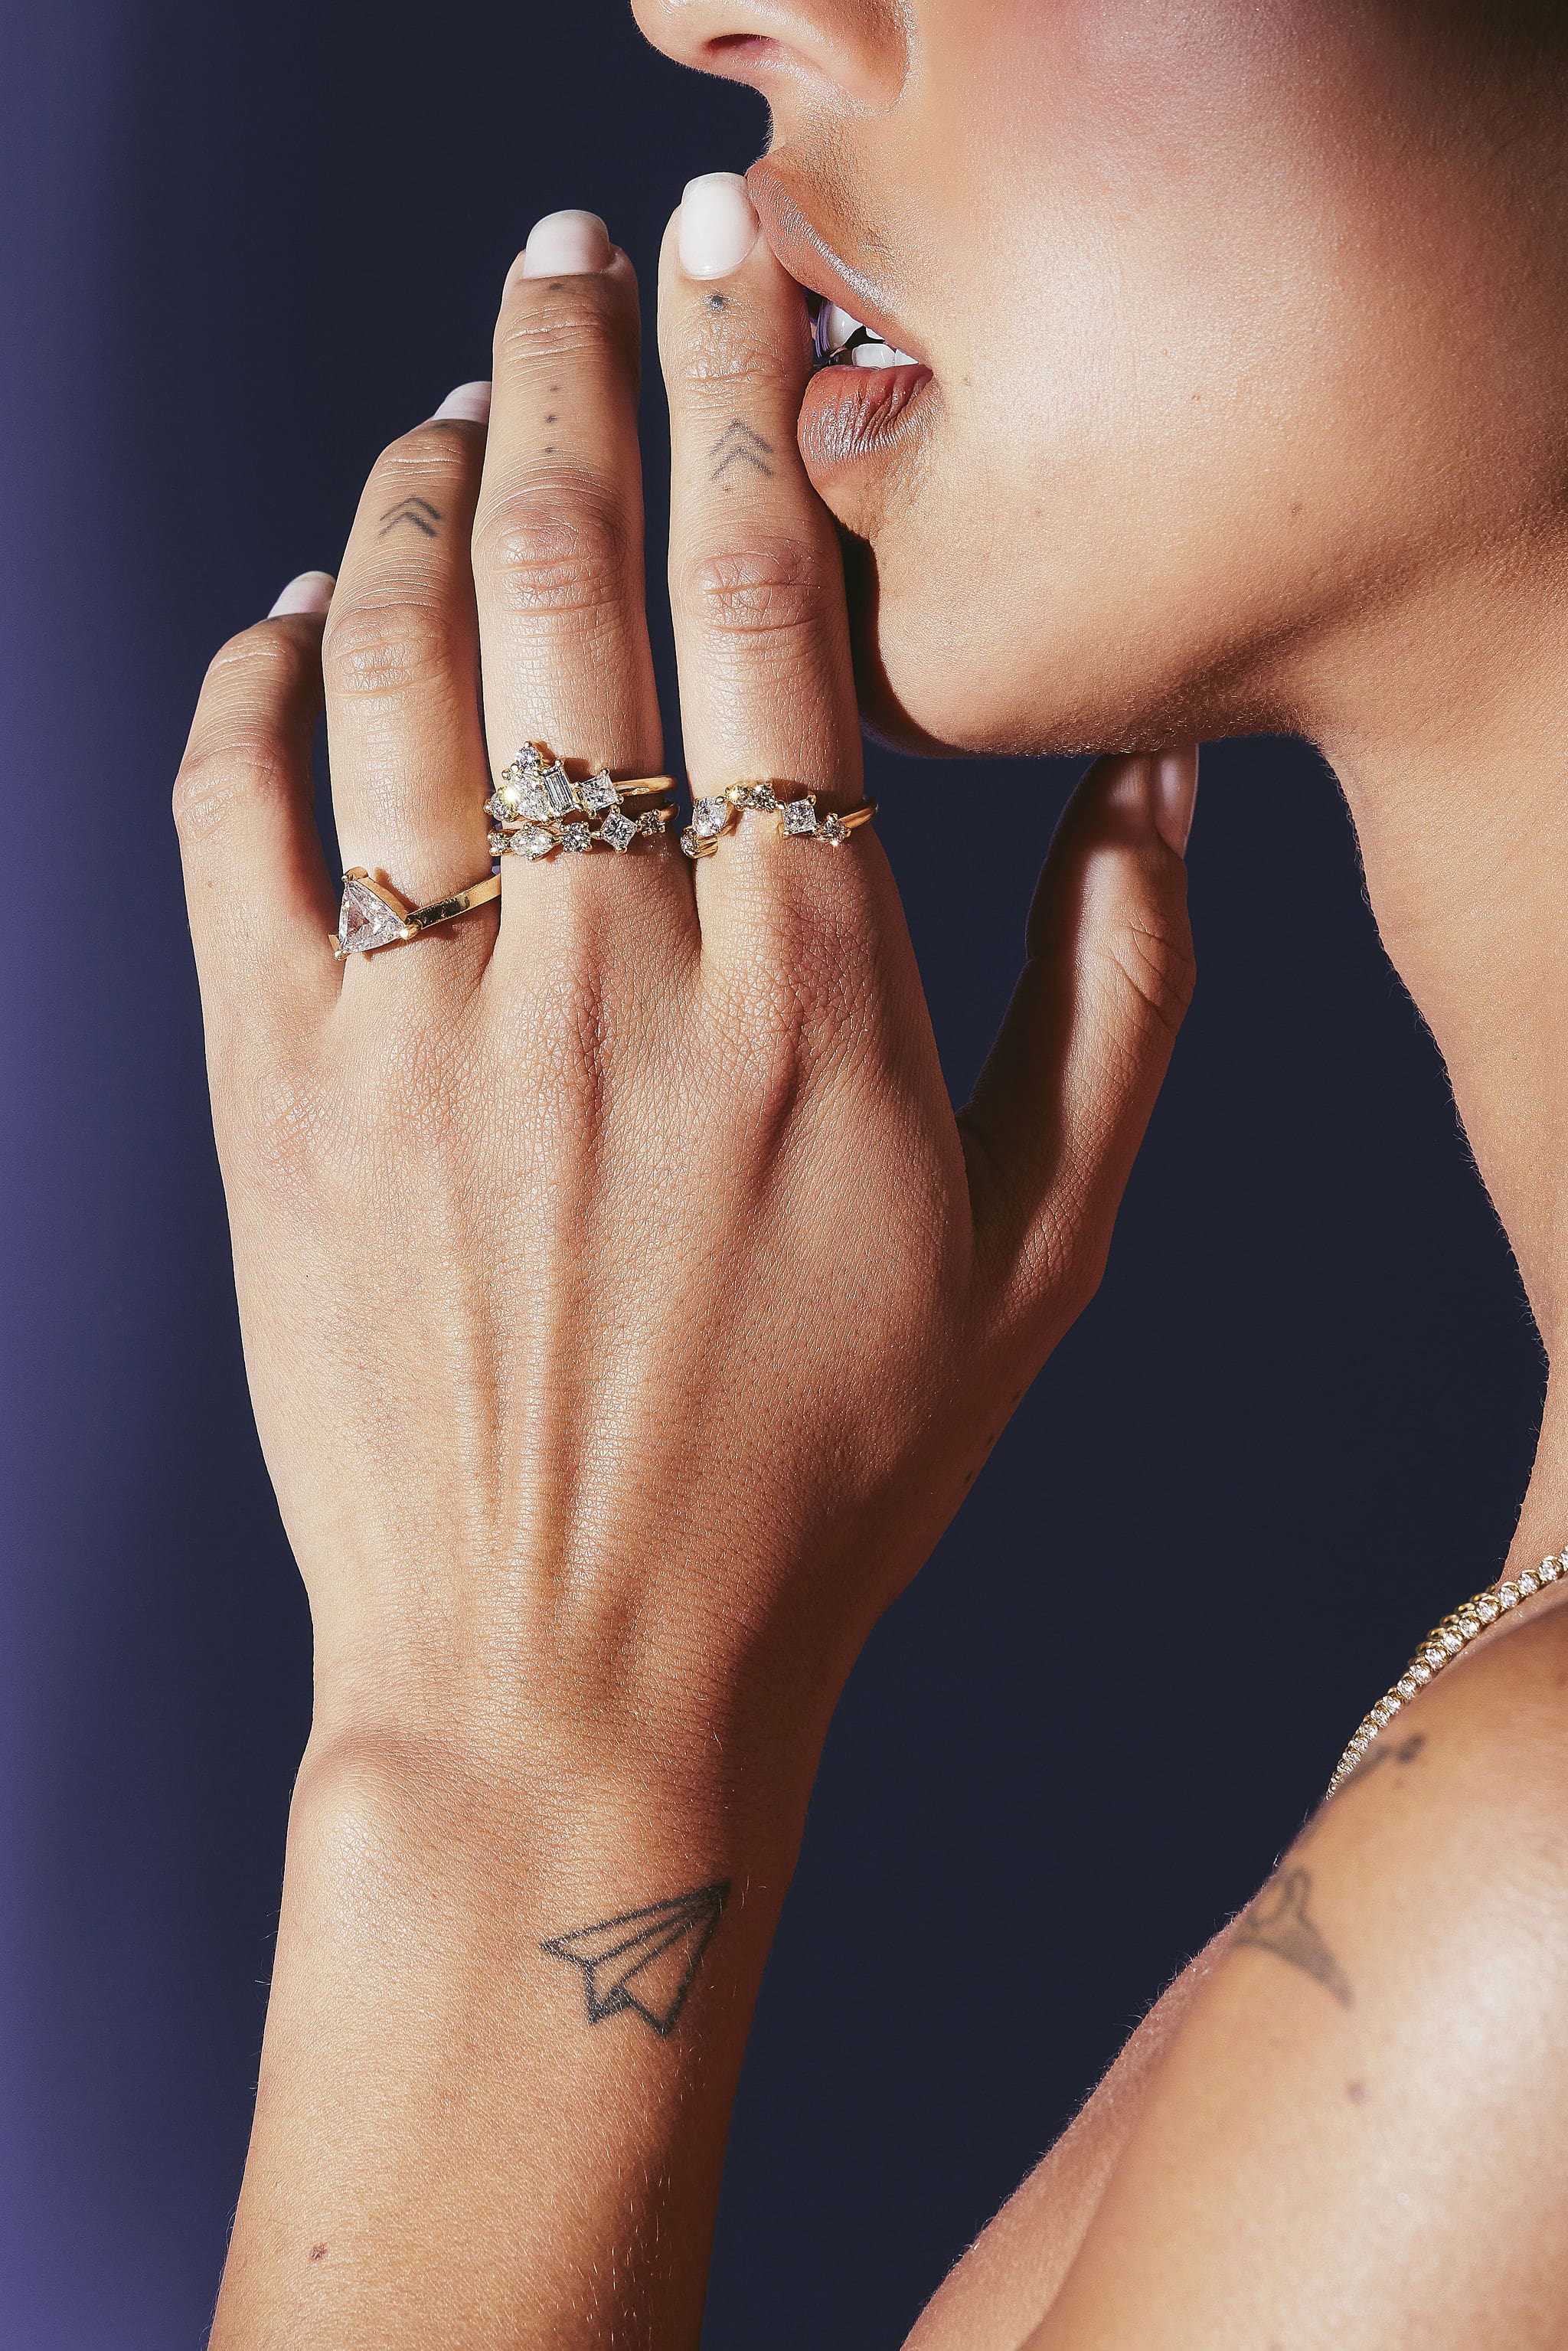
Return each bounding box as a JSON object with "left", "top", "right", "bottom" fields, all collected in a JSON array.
[{"left": 173, "top": 571, "right": 340, "bottom": 1048}]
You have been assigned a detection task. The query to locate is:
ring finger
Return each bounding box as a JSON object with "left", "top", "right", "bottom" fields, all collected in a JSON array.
[{"left": 323, "top": 391, "right": 492, "bottom": 922}]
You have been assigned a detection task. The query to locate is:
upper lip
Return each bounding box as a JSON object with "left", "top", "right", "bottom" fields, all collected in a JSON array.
[{"left": 746, "top": 159, "right": 926, "bottom": 369}]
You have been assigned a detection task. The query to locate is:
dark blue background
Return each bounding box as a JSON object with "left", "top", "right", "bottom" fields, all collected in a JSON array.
[{"left": 0, "top": 5, "right": 1543, "bottom": 2343}]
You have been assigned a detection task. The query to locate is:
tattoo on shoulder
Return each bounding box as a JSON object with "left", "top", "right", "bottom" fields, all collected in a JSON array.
[
  {"left": 1236, "top": 1868, "right": 1353, "bottom": 2007},
  {"left": 541, "top": 1881, "right": 730, "bottom": 2039},
  {"left": 709, "top": 420, "right": 774, "bottom": 481},
  {"left": 378, "top": 495, "right": 441, "bottom": 539}
]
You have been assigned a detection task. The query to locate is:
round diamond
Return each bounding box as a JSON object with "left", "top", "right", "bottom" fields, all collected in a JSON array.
[
  {"left": 1519, "top": 1568, "right": 1539, "bottom": 1595},
  {"left": 681, "top": 826, "right": 701, "bottom": 859},
  {"left": 1440, "top": 1627, "right": 1462, "bottom": 1655},
  {"left": 1412, "top": 1659, "right": 1432, "bottom": 1683},
  {"left": 1540, "top": 1557, "right": 1560, "bottom": 1582},
  {"left": 1477, "top": 1594, "right": 1498, "bottom": 1621},
  {"left": 1456, "top": 1610, "right": 1481, "bottom": 1639},
  {"left": 1498, "top": 1583, "right": 1520, "bottom": 1608},
  {"left": 822, "top": 816, "right": 849, "bottom": 846},
  {"left": 560, "top": 821, "right": 592, "bottom": 852},
  {"left": 1397, "top": 1676, "right": 1418, "bottom": 1700}
]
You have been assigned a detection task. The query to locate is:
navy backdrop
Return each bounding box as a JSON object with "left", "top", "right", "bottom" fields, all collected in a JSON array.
[{"left": 0, "top": 5, "right": 1544, "bottom": 2344}]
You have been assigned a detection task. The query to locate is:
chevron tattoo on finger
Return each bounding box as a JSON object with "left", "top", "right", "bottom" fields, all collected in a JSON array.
[
  {"left": 709, "top": 421, "right": 774, "bottom": 482},
  {"left": 378, "top": 495, "right": 441, "bottom": 538}
]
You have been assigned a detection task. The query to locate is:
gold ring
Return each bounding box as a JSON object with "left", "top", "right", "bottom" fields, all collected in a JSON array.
[
  {"left": 681, "top": 786, "right": 877, "bottom": 859},
  {"left": 486, "top": 742, "right": 678, "bottom": 832},
  {"left": 489, "top": 805, "right": 673, "bottom": 861},
  {"left": 332, "top": 868, "right": 501, "bottom": 958}
]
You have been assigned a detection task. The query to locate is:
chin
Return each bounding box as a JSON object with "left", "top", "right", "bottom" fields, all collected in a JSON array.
[{"left": 843, "top": 528, "right": 1248, "bottom": 763}]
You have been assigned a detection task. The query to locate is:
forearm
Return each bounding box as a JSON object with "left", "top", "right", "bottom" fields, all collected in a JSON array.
[{"left": 212, "top": 1717, "right": 810, "bottom": 2350}]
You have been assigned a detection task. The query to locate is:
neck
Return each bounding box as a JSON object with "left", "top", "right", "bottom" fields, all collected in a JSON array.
[{"left": 1300, "top": 528, "right": 1568, "bottom": 1570}]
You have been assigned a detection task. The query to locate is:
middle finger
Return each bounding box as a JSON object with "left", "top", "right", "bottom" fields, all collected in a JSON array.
[{"left": 472, "top": 213, "right": 678, "bottom": 947}]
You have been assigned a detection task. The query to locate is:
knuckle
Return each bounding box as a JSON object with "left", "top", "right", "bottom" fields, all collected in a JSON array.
[
  {"left": 496, "top": 280, "right": 633, "bottom": 375},
  {"left": 678, "top": 537, "right": 828, "bottom": 651},
  {"left": 670, "top": 308, "right": 798, "bottom": 404},
  {"left": 371, "top": 420, "right": 475, "bottom": 492},
  {"left": 321, "top": 595, "right": 468, "bottom": 701},
  {"left": 1101, "top": 913, "right": 1197, "bottom": 1047},
  {"left": 474, "top": 480, "right": 634, "bottom": 623},
  {"left": 174, "top": 629, "right": 305, "bottom": 842}
]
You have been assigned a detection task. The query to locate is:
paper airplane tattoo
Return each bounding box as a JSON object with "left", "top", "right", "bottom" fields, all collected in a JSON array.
[
  {"left": 541, "top": 1882, "right": 730, "bottom": 2039},
  {"left": 1236, "top": 1868, "right": 1352, "bottom": 2007}
]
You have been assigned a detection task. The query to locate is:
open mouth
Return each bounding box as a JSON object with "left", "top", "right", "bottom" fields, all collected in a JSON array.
[{"left": 809, "top": 296, "right": 921, "bottom": 373}]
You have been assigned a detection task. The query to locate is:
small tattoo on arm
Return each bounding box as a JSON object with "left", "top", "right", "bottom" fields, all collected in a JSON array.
[
  {"left": 541, "top": 1881, "right": 730, "bottom": 2039},
  {"left": 378, "top": 495, "right": 440, "bottom": 539},
  {"left": 709, "top": 420, "right": 774, "bottom": 480},
  {"left": 1236, "top": 1868, "right": 1353, "bottom": 2007}
]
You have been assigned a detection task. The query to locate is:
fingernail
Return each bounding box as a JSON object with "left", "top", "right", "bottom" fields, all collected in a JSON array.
[
  {"left": 433, "top": 379, "right": 492, "bottom": 423},
  {"left": 1152, "top": 746, "right": 1200, "bottom": 856},
  {"left": 678, "top": 172, "right": 760, "bottom": 280},
  {"left": 269, "top": 570, "right": 334, "bottom": 618},
  {"left": 521, "top": 209, "right": 611, "bottom": 276}
]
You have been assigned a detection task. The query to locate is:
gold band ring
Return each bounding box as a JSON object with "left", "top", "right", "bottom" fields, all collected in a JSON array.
[
  {"left": 487, "top": 741, "right": 678, "bottom": 832},
  {"left": 489, "top": 805, "right": 674, "bottom": 861},
  {"left": 681, "top": 787, "right": 877, "bottom": 859},
  {"left": 332, "top": 868, "right": 501, "bottom": 958}
]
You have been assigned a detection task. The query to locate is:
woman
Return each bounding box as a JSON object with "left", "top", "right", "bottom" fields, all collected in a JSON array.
[{"left": 177, "top": 2, "right": 1568, "bottom": 2342}]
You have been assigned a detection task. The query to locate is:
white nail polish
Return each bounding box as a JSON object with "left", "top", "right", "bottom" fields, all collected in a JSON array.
[
  {"left": 678, "top": 172, "right": 761, "bottom": 280},
  {"left": 269, "top": 571, "right": 334, "bottom": 618},
  {"left": 521, "top": 210, "right": 611, "bottom": 277},
  {"left": 433, "top": 380, "right": 492, "bottom": 423}
]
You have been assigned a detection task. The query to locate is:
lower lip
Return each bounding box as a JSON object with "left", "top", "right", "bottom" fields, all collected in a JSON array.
[{"left": 798, "top": 362, "right": 933, "bottom": 481}]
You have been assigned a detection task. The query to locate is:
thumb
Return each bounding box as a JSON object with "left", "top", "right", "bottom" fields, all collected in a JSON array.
[{"left": 960, "top": 748, "right": 1198, "bottom": 1349}]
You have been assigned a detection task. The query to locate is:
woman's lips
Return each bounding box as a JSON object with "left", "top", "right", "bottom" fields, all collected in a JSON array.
[{"left": 798, "top": 360, "right": 933, "bottom": 481}]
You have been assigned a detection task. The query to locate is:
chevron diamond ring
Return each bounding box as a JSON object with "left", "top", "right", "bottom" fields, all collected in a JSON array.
[{"left": 681, "top": 784, "right": 877, "bottom": 859}]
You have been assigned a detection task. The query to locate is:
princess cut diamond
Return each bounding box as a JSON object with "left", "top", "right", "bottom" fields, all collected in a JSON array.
[
  {"left": 781, "top": 797, "right": 819, "bottom": 835},
  {"left": 599, "top": 809, "right": 638, "bottom": 852},
  {"left": 577, "top": 770, "right": 619, "bottom": 813}
]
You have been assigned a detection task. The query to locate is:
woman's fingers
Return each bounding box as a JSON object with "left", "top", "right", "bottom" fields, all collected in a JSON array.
[
  {"left": 322, "top": 398, "right": 492, "bottom": 914},
  {"left": 962, "top": 750, "right": 1200, "bottom": 1352},
  {"left": 659, "top": 176, "right": 885, "bottom": 976},
  {"left": 473, "top": 212, "right": 663, "bottom": 788},
  {"left": 172, "top": 575, "right": 339, "bottom": 1050}
]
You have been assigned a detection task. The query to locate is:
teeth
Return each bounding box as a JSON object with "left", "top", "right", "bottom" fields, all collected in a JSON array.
[{"left": 813, "top": 299, "right": 918, "bottom": 371}]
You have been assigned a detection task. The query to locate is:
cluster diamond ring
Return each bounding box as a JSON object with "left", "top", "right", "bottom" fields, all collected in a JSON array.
[
  {"left": 486, "top": 742, "right": 678, "bottom": 860},
  {"left": 333, "top": 868, "right": 501, "bottom": 958},
  {"left": 681, "top": 783, "right": 877, "bottom": 859}
]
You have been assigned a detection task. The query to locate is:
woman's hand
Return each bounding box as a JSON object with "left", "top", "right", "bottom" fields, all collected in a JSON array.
[{"left": 175, "top": 185, "right": 1196, "bottom": 2348}]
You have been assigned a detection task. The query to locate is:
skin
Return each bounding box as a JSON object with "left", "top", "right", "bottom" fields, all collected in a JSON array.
[{"left": 173, "top": 1, "right": 1568, "bottom": 2345}]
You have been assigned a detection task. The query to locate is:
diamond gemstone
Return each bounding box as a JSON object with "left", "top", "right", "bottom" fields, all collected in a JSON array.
[
  {"left": 599, "top": 809, "right": 638, "bottom": 852},
  {"left": 1441, "top": 1627, "right": 1462, "bottom": 1655},
  {"left": 560, "top": 821, "right": 592, "bottom": 852},
  {"left": 1541, "top": 1557, "right": 1560, "bottom": 1581},
  {"left": 681, "top": 826, "right": 700, "bottom": 858},
  {"left": 537, "top": 763, "right": 574, "bottom": 815},
  {"left": 338, "top": 876, "right": 408, "bottom": 953},
  {"left": 487, "top": 832, "right": 506, "bottom": 857},
  {"left": 520, "top": 826, "right": 555, "bottom": 859},
  {"left": 486, "top": 789, "right": 518, "bottom": 821},
  {"left": 822, "top": 815, "right": 849, "bottom": 846},
  {"left": 504, "top": 744, "right": 544, "bottom": 780},
  {"left": 1519, "top": 1568, "right": 1539, "bottom": 1594},
  {"left": 1397, "top": 1676, "right": 1417, "bottom": 1700},
  {"left": 694, "top": 795, "right": 730, "bottom": 839},
  {"left": 636, "top": 811, "right": 663, "bottom": 835},
  {"left": 782, "top": 797, "right": 819, "bottom": 835},
  {"left": 1499, "top": 1583, "right": 1520, "bottom": 1607},
  {"left": 1412, "top": 1659, "right": 1432, "bottom": 1683},
  {"left": 577, "top": 770, "right": 619, "bottom": 813},
  {"left": 746, "top": 783, "right": 778, "bottom": 812},
  {"left": 1477, "top": 1594, "right": 1498, "bottom": 1620}
]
